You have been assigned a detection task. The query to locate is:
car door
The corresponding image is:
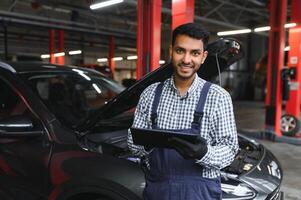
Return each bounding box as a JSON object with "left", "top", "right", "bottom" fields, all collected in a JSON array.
[{"left": 0, "top": 76, "right": 51, "bottom": 200}]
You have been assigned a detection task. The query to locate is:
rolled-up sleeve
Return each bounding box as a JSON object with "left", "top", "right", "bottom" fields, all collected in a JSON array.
[{"left": 196, "top": 92, "right": 238, "bottom": 169}]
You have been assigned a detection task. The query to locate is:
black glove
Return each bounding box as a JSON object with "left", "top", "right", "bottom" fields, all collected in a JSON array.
[
  {"left": 144, "top": 145, "right": 153, "bottom": 151},
  {"left": 168, "top": 136, "right": 208, "bottom": 159}
]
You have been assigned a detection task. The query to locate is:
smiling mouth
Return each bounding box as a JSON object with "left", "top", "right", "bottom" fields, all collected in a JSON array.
[{"left": 179, "top": 65, "right": 193, "bottom": 69}]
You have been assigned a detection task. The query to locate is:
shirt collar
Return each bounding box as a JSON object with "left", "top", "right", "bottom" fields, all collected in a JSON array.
[{"left": 169, "top": 74, "right": 204, "bottom": 97}]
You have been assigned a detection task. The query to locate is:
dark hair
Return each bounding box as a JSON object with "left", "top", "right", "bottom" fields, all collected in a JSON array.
[{"left": 172, "top": 23, "right": 210, "bottom": 49}]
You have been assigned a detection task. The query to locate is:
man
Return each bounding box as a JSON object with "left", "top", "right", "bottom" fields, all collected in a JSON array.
[{"left": 128, "top": 23, "right": 238, "bottom": 200}]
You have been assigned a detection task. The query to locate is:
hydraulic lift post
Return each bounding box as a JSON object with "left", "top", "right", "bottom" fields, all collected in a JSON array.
[
  {"left": 57, "top": 30, "right": 65, "bottom": 65},
  {"left": 265, "top": 0, "right": 287, "bottom": 136},
  {"left": 136, "top": 0, "right": 162, "bottom": 80},
  {"left": 285, "top": 0, "right": 301, "bottom": 120},
  {"left": 172, "top": 0, "right": 195, "bottom": 30},
  {"left": 49, "top": 29, "right": 55, "bottom": 64},
  {"left": 109, "top": 36, "right": 115, "bottom": 78}
]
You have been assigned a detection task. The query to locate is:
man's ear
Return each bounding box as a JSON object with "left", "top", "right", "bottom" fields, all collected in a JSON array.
[{"left": 202, "top": 50, "right": 208, "bottom": 64}]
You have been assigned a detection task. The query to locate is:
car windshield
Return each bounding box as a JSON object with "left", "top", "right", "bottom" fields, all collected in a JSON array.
[{"left": 21, "top": 68, "right": 125, "bottom": 128}]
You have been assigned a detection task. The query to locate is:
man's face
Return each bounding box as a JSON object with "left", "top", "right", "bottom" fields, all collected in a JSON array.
[{"left": 170, "top": 34, "right": 208, "bottom": 81}]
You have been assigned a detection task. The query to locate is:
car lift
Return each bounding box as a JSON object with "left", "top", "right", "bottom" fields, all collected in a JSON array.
[
  {"left": 283, "top": 0, "right": 301, "bottom": 136},
  {"left": 265, "top": 0, "right": 301, "bottom": 141},
  {"left": 48, "top": 29, "right": 65, "bottom": 65},
  {"left": 136, "top": 0, "right": 194, "bottom": 80},
  {"left": 136, "top": 0, "right": 162, "bottom": 80}
]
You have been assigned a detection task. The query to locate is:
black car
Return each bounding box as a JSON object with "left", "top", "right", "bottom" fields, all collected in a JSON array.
[{"left": 0, "top": 39, "right": 282, "bottom": 200}]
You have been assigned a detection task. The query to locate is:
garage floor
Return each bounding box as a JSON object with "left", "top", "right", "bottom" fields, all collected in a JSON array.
[{"left": 234, "top": 101, "right": 301, "bottom": 200}]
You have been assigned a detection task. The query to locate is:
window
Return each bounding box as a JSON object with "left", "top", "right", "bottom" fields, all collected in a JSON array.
[
  {"left": 23, "top": 71, "right": 124, "bottom": 128},
  {"left": 0, "top": 79, "right": 28, "bottom": 120}
]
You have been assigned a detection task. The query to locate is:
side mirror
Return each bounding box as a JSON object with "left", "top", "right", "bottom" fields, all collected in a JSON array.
[{"left": 0, "top": 115, "right": 43, "bottom": 137}]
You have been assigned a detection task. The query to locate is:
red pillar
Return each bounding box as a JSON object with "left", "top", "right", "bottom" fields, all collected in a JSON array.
[
  {"left": 57, "top": 30, "right": 65, "bottom": 65},
  {"left": 49, "top": 30, "right": 55, "bottom": 64},
  {"left": 285, "top": 0, "right": 301, "bottom": 119},
  {"left": 108, "top": 36, "right": 115, "bottom": 78},
  {"left": 172, "top": 0, "right": 195, "bottom": 30},
  {"left": 136, "top": 0, "right": 162, "bottom": 79},
  {"left": 265, "top": 0, "right": 287, "bottom": 136}
]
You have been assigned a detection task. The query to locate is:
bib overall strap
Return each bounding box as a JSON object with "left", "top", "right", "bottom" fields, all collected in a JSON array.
[
  {"left": 151, "top": 82, "right": 164, "bottom": 129},
  {"left": 191, "top": 81, "right": 212, "bottom": 131}
]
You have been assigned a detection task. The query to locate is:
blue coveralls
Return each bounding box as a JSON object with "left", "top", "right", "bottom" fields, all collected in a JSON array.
[{"left": 143, "top": 81, "right": 222, "bottom": 200}]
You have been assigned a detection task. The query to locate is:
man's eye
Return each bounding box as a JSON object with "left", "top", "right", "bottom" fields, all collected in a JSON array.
[
  {"left": 192, "top": 51, "right": 201, "bottom": 56},
  {"left": 175, "top": 49, "right": 184, "bottom": 54}
]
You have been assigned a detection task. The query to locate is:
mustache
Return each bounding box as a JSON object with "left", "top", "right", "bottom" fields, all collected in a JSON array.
[{"left": 178, "top": 62, "right": 193, "bottom": 67}]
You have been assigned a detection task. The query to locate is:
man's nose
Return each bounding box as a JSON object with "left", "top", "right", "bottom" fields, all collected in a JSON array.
[{"left": 182, "top": 53, "right": 191, "bottom": 64}]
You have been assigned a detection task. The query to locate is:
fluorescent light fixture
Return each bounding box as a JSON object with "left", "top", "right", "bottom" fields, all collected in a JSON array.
[
  {"left": 127, "top": 55, "right": 138, "bottom": 60},
  {"left": 254, "top": 26, "right": 271, "bottom": 32},
  {"left": 285, "top": 23, "right": 297, "bottom": 28},
  {"left": 97, "top": 58, "right": 108, "bottom": 62},
  {"left": 41, "top": 54, "right": 50, "bottom": 59},
  {"left": 284, "top": 46, "right": 290, "bottom": 51},
  {"left": 113, "top": 57, "right": 123, "bottom": 61},
  {"left": 217, "top": 29, "right": 252, "bottom": 36},
  {"left": 69, "top": 50, "right": 82, "bottom": 55},
  {"left": 254, "top": 23, "right": 297, "bottom": 32},
  {"left": 90, "top": 0, "right": 124, "bottom": 10},
  {"left": 159, "top": 60, "right": 165, "bottom": 64},
  {"left": 54, "top": 52, "right": 65, "bottom": 57}
]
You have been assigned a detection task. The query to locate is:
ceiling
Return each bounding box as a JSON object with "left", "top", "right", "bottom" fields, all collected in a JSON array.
[{"left": 0, "top": 0, "right": 292, "bottom": 61}]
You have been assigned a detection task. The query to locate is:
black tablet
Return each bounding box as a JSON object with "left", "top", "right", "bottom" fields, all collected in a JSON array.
[{"left": 130, "top": 127, "right": 199, "bottom": 148}]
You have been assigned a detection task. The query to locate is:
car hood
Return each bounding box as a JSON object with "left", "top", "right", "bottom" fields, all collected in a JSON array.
[{"left": 77, "top": 38, "right": 244, "bottom": 132}]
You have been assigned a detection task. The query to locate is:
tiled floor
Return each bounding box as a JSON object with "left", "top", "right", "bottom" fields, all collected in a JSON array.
[{"left": 234, "top": 101, "right": 301, "bottom": 200}]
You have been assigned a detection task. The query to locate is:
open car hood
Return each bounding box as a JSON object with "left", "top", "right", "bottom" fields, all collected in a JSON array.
[{"left": 77, "top": 38, "right": 243, "bottom": 132}]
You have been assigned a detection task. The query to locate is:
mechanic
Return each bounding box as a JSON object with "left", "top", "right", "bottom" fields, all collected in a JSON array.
[{"left": 128, "top": 23, "right": 239, "bottom": 200}]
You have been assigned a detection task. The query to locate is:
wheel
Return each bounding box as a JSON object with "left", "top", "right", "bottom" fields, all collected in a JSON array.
[{"left": 280, "top": 114, "right": 301, "bottom": 136}]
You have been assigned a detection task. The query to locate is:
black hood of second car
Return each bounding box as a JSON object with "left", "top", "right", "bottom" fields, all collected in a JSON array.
[{"left": 77, "top": 38, "right": 243, "bottom": 132}]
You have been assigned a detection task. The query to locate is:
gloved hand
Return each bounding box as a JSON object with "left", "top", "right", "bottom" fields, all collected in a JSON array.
[
  {"left": 144, "top": 145, "right": 153, "bottom": 152},
  {"left": 168, "top": 136, "right": 208, "bottom": 159}
]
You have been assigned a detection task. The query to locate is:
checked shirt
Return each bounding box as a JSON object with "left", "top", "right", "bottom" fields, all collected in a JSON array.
[{"left": 128, "top": 74, "right": 238, "bottom": 178}]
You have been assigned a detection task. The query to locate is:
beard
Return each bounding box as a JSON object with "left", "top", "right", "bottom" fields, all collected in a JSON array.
[{"left": 172, "top": 61, "right": 199, "bottom": 81}]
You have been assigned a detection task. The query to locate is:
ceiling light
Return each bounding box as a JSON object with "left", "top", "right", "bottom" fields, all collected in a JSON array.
[
  {"left": 217, "top": 29, "right": 251, "bottom": 36},
  {"left": 159, "top": 60, "right": 165, "bottom": 64},
  {"left": 254, "top": 23, "right": 297, "bottom": 32},
  {"left": 54, "top": 52, "right": 65, "bottom": 57},
  {"left": 41, "top": 54, "right": 50, "bottom": 59},
  {"left": 113, "top": 57, "right": 123, "bottom": 61},
  {"left": 284, "top": 46, "right": 290, "bottom": 51},
  {"left": 254, "top": 26, "right": 271, "bottom": 32},
  {"left": 97, "top": 58, "right": 108, "bottom": 62},
  {"left": 90, "top": 0, "right": 124, "bottom": 10},
  {"left": 284, "top": 23, "right": 297, "bottom": 28},
  {"left": 69, "top": 50, "right": 82, "bottom": 55},
  {"left": 127, "top": 55, "right": 138, "bottom": 60}
]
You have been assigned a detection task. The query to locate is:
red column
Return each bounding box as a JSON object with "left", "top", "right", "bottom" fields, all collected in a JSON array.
[
  {"left": 285, "top": 0, "right": 301, "bottom": 119},
  {"left": 172, "top": 0, "right": 195, "bottom": 30},
  {"left": 136, "top": 0, "right": 143, "bottom": 80},
  {"left": 49, "top": 30, "right": 55, "bottom": 64},
  {"left": 108, "top": 36, "right": 115, "bottom": 78},
  {"left": 57, "top": 30, "right": 65, "bottom": 65},
  {"left": 136, "top": 0, "right": 162, "bottom": 79},
  {"left": 265, "top": 0, "right": 287, "bottom": 136},
  {"left": 149, "top": 0, "right": 162, "bottom": 72}
]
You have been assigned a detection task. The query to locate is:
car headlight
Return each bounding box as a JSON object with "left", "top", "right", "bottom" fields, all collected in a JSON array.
[{"left": 222, "top": 182, "right": 257, "bottom": 199}]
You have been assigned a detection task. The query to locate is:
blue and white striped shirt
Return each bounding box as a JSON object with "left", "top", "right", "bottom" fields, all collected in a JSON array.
[{"left": 128, "top": 74, "right": 238, "bottom": 178}]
